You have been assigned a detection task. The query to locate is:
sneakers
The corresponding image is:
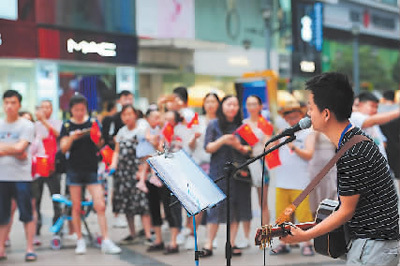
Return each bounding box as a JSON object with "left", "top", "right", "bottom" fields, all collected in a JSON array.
[
  {"left": 147, "top": 242, "right": 164, "bottom": 252},
  {"left": 33, "top": 236, "right": 42, "bottom": 246},
  {"left": 119, "top": 235, "right": 137, "bottom": 245},
  {"left": 113, "top": 216, "right": 127, "bottom": 228},
  {"left": 64, "top": 233, "right": 78, "bottom": 241},
  {"left": 176, "top": 232, "right": 186, "bottom": 245},
  {"left": 75, "top": 238, "right": 87, "bottom": 255},
  {"left": 184, "top": 235, "right": 195, "bottom": 250},
  {"left": 144, "top": 238, "right": 154, "bottom": 246},
  {"left": 235, "top": 238, "right": 250, "bottom": 249},
  {"left": 101, "top": 239, "right": 121, "bottom": 254}
]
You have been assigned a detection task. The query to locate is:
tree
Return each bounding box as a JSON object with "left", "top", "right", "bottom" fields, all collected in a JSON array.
[{"left": 330, "top": 46, "right": 396, "bottom": 91}]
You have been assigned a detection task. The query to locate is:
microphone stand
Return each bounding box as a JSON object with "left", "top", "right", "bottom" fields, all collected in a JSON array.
[{"left": 214, "top": 135, "right": 296, "bottom": 266}]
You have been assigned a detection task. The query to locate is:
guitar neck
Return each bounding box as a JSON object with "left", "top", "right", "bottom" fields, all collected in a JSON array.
[{"left": 255, "top": 222, "right": 317, "bottom": 246}]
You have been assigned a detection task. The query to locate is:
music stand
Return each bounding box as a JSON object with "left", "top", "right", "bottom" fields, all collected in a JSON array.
[{"left": 147, "top": 149, "right": 226, "bottom": 265}]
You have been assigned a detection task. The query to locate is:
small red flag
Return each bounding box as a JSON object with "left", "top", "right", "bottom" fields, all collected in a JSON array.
[
  {"left": 265, "top": 149, "right": 281, "bottom": 169},
  {"left": 42, "top": 130, "right": 57, "bottom": 172},
  {"left": 258, "top": 116, "right": 274, "bottom": 135},
  {"left": 35, "top": 156, "right": 50, "bottom": 177},
  {"left": 235, "top": 124, "right": 259, "bottom": 146},
  {"left": 90, "top": 121, "right": 101, "bottom": 145},
  {"left": 187, "top": 112, "right": 199, "bottom": 128},
  {"left": 161, "top": 122, "right": 174, "bottom": 143},
  {"left": 100, "top": 145, "right": 114, "bottom": 166}
]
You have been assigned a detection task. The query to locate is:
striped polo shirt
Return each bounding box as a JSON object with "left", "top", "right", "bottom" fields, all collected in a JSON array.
[{"left": 337, "top": 127, "right": 399, "bottom": 240}]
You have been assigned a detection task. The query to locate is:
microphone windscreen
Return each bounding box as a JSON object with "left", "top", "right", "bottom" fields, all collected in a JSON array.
[{"left": 299, "top": 117, "right": 312, "bottom": 129}]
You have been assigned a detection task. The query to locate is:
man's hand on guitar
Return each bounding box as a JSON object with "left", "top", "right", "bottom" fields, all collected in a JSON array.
[{"left": 280, "top": 225, "right": 310, "bottom": 244}]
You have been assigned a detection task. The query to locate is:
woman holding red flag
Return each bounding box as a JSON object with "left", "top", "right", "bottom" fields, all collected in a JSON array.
[
  {"left": 60, "top": 94, "right": 121, "bottom": 255},
  {"left": 201, "top": 95, "right": 252, "bottom": 257},
  {"left": 238, "top": 95, "right": 272, "bottom": 248}
]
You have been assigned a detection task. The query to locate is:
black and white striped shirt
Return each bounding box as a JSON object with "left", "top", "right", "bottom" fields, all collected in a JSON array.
[{"left": 337, "top": 127, "right": 399, "bottom": 240}]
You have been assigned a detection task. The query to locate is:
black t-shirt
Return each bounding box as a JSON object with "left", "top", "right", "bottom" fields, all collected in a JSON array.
[
  {"left": 60, "top": 118, "right": 100, "bottom": 172},
  {"left": 337, "top": 127, "right": 399, "bottom": 240},
  {"left": 101, "top": 112, "right": 123, "bottom": 149},
  {"left": 380, "top": 117, "right": 400, "bottom": 179}
]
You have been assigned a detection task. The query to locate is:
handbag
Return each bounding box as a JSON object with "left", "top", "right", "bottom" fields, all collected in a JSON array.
[{"left": 233, "top": 166, "right": 252, "bottom": 184}]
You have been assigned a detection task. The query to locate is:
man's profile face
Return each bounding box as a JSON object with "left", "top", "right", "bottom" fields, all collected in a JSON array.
[
  {"left": 358, "top": 100, "right": 378, "bottom": 116},
  {"left": 307, "top": 93, "right": 324, "bottom": 132},
  {"left": 3, "top": 96, "right": 21, "bottom": 118}
]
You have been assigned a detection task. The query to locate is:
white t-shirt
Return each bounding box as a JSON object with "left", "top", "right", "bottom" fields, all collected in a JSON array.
[
  {"left": 350, "top": 112, "right": 387, "bottom": 158},
  {"left": 190, "top": 115, "right": 211, "bottom": 165},
  {"left": 273, "top": 128, "right": 312, "bottom": 190},
  {"left": 0, "top": 118, "right": 34, "bottom": 182},
  {"left": 115, "top": 125, "right": 140, "bottom": 143}
]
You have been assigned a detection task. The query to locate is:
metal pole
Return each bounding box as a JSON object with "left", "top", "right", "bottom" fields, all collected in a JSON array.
[{"left": 352, "top": 27, "right": 360, "bottom": 95}]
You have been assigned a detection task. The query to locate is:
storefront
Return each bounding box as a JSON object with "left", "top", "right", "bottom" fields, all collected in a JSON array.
[{"left": 0, "top": 21, "right": 138, "bottom": 119}]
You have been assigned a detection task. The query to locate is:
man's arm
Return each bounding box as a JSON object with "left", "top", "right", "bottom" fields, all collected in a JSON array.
[
  {"left": 281, "top": 194, "right": 359, "bottom": 243},
  {"left": 362, "top": 109, "right": 400, "bottom": 129},
  {"left": 0, "top": 140, "right": 30, "bottom": 156}
]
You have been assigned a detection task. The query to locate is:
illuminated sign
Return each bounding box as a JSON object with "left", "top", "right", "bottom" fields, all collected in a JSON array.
[
  {"left": 300, "top": 60, "right": 316, "bottom": 73},
  {"left": 0, "top": 34, "right": 2, "bottom": 46},
  {"left": 67, "top": 38, "right": 116, "bottom": 57},
  {"left": 301, "top": 15, "right": 312, "bottom": 42}
]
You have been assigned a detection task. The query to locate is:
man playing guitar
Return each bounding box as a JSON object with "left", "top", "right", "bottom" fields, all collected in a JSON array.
[{"left": 281, "top": 72, "right": 399, "bottom": 265}]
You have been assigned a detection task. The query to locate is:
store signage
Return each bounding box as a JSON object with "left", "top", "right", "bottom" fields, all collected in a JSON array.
[
  {"left": 300, "top": 60, "right": 316, "bottom": 73},
  {"left": 301, "top": 15, "right": 312, "bottom": 42},
  {"left": 67, "top": 38, "right": 117, "bottom": 57},
  {"left": 0, "top": 34, "right": 2, "bottom": 46},
  {"left": 0, "top": 21, "right": 37, "bottom": 58},
  {"left": 38, "top": 27, "right": 137, "bottom": 64}
]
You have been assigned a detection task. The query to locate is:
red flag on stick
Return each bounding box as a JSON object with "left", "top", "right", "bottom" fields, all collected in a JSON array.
[
  {"left": 235, "top": 124, "right": 259, "bottom": 146},
  {"left": 187, "top": 112, "right": 199, "bottom": 128},
  {"left": 258, "top": 116, "right": 274, "bottom": 135},
  {"left": 42, "top": 131, "right": 57, "bottom": 172},
  {"left": 90, "top": 121, "right": 101, "bottom": 145},
  {"left": 161, "top": 122, "right": 174, "bottom": 143},
  {"left": 100, "top": 145, "right": 114, "bottom": 166},
  {"left": 265, "top": 149, "right": 281, "bottom": 169}
]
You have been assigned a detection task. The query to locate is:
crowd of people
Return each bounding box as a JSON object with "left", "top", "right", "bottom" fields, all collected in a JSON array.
[{"left": 0, "top": 73, "right": 399, "bottom": 264}]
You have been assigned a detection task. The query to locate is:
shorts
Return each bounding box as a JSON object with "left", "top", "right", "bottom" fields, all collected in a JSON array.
[
  {"left": 66, "top": 170, "right": 100, "bottom": 186},
  {"left": 0, "top": 182, "right": 33, "bottom": 225},
  {"left": 275, "top": 187, "right": 313, "bottom": 223},
  {"left": 347, "top": 239, "right": 399, "bottom": 265}
]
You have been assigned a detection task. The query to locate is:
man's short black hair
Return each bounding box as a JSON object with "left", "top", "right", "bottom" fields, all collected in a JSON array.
[
  {"left": 3, "top": 90, "right": 22, "bottom": 103},
  {"left": 69, "top": 94, "right": 88, "bottom": 109},
  {"left": 173, "top": 86, "right": 188, "bottom": 104},
  {"left": 358, "top": 91, "right": 379, "bottom": 103},
  {"left": 305, "top": 72, "right": 354, "bottom": 122},
  {"left": 118, "top": 90, "right": 133, "bottom": 99},
  {"left": 382, "top": 90, "right": 395, "bottom": 102},
  {"left": 106, "top": 101, "right": 116, "bottom": 112}
]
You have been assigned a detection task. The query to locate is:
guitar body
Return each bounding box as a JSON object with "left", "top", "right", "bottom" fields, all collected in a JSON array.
[
  {"left": 314, "top": 199, "right": 349, "bottom": 259},
  {"left": 255, "top": 199, "right": 348, "bottom": 259}
]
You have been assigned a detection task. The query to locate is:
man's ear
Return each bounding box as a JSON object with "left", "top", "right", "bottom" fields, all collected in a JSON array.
[{"left": 324, "top": 109, "right": 330, "bottom": 122}]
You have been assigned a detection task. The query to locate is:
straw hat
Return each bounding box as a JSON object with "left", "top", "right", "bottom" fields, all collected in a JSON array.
[{"left": 278, "top": 101, "right": 307, "bottom": 116}]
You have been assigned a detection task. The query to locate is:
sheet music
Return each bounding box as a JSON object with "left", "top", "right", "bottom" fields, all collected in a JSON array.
[{"left": 147, "top": 150, "right": 226, "bottom": 216}]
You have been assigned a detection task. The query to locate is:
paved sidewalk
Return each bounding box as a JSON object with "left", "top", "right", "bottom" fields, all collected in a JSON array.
[{"left": 3, "top": 175, "right": 348, "bottom": 266}]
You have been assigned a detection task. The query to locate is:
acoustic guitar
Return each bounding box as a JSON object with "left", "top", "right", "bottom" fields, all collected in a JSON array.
[{"left": 255, "top": 199, "right": 348, "bottom": 258}]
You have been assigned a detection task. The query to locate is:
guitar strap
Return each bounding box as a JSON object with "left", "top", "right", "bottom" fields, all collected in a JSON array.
[{"left": 275, "top": 134, "right": 370, "bottom": 225}]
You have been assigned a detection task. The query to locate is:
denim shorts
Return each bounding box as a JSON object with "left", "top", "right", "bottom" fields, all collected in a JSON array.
[
  {"left": 66, "top": 170, "right": 100, "bottom": 186},
  {"left": 0, "top": 182, "right": 33, "bottom": 225},
  {"left": 347, "top": 238, "right": 399, "bottom": 265}
]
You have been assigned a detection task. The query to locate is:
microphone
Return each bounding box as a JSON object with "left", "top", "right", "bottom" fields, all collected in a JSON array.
[{"left": 266, "top": 117, "right": 312, "bottom": 145}]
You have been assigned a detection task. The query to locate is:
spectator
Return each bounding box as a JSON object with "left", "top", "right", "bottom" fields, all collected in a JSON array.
[
  {"left": 101, "top": 90, "right": 133, "bottom": 228},
  {"left": 350, "top": 91, "right": 400, "bottom": 158},
  {"left": 271, "top": 102, "right": 314, "bottom": 256},
  {"left": 33, "top": 100, "right": 62, "bottom": 239},
  {"left": 0, "top": 90, "right": 36, "bottom": 262},
  {"left": 60, "top": 94, "right": 121, "bottom": 255},
  {"left": 201, "top": 95, "right": 252, "bottom": 257},
  {"left": 378, "top": 90, "right": 400, "bottom": 181},
  {"left": 109, "top": 105, "right": 152, "bottom": 246},
  {"left": 240, "top": 95, "right": 271, "bottom": 248}
]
